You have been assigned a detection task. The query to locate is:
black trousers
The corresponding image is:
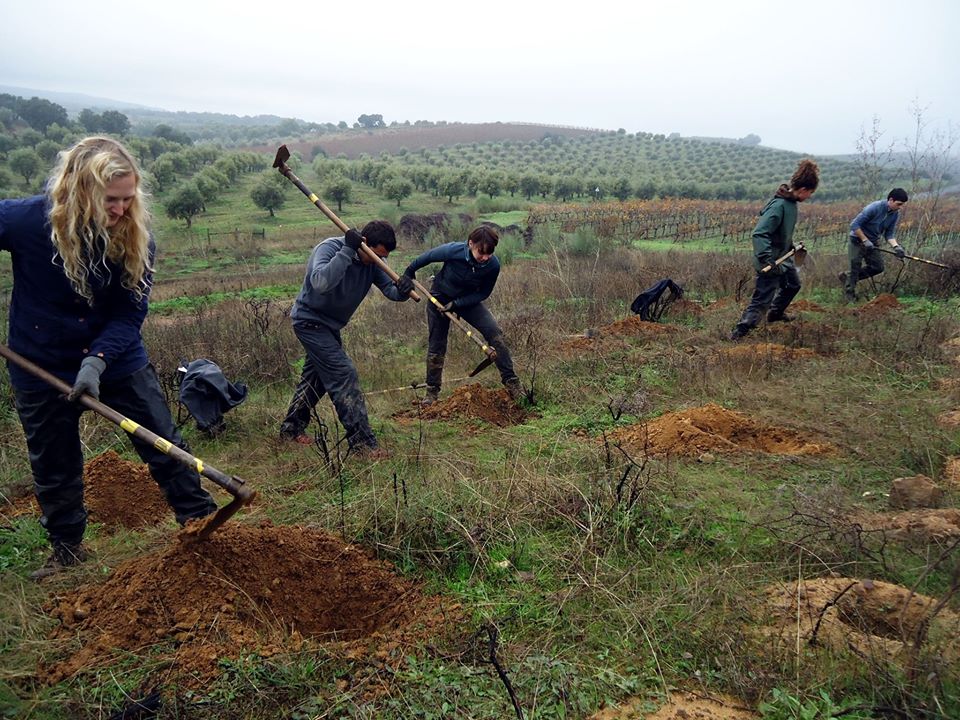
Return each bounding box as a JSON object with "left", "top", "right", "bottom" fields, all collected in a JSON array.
[
  {"left": 426, "top": 301, "right": 517, "bottom": 388},
  {"left": 280, "top": 321, "right": 377, "bottom": 450},
  {"left": 14, "top": 364, "right": 216, "bottom": 546},
  {"left": 734, "top": 267, "right": 801, "bottom": 333}
]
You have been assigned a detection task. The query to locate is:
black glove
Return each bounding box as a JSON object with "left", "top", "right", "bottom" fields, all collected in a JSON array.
[
  {"left": 68, "top": 356, "right": 106, "bottom": 401},
  {"left": 861, "top": 238, "right": 875, "bottom": 250},
  {"left": 439, "top": 300, "right": 456, "bottom": 313},
  {"left": 893, "top": 245, "right": 906, "bottom": 259},
  {"left": 344, "top": 229, "right": 363, "bottom": 252},
  {"left": 762, "top": 259, "right": 782, "bottom": 275},
  {"left": 403, "top": 265, "right": 416, "bottom": 280},
  {"left": 395, "top": 274, "right": 414, "bottom": 297}
]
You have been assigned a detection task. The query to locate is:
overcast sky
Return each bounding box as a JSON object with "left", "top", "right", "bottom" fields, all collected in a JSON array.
[{"left": 2, "top": 0, "right": 957, "bottom": 156}]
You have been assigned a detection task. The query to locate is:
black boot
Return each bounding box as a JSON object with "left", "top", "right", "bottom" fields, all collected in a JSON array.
[
  {"left": 30, "top": 542, "right": 89, "bottom": 581},
  {"left": 766, "top": 311, "right": 796, "bottom": 323}
]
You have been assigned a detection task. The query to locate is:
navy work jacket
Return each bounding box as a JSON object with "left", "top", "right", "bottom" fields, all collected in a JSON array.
[{"left": 0, "top": 194, "right": 151, "bottom": 391}]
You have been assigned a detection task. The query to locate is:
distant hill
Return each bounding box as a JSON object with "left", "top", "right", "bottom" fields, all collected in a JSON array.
[
  {"left": 0, "top": 84, "right": 158, "bottom": 113},
  {"left": 246, "top": 122, "right": 604, "bottom": 160}
]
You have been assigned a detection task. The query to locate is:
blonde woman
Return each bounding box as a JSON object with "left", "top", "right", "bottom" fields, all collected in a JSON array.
[{"left": 0, "top": 136, "right": 216, "bottom": 579}]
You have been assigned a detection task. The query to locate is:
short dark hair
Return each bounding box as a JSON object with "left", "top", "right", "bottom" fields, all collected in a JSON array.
[
  {"left": 361, "top": 220, "right": 396, "bottom": 251},
  {"left": 888, "top": 188, "right": 909, "bottom": 203},
  {"left": 468, "top": 225, "right": 499, "bottom": 254}
]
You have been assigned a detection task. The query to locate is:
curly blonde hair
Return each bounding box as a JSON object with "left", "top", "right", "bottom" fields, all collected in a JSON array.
[{"left": 47, "top": 136, "right": 152, "bottom": 304}]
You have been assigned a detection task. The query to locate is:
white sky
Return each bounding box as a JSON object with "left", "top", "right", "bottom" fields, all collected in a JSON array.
[{"left": 2, "top": 0, "right": 957, "bottom": 155}]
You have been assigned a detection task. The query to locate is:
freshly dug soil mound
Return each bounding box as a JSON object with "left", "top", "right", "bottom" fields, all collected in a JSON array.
[
  {"left": 715, "top": 342, "right": 817, "bottom": 362},
  {"left": 851, "top": 509, "right": 960, "bottom": 544},
  {"left": 84, "top": 451, "right": 170, "bottom": 530},
  {"left": 43, "top": 521, "right": 429, "bottom": 684},
  {"left": 590, "top": 692, "right": 756, "bottom": 720},
  {"left": 396, "top": 384, "right": 529, "bottom": 427},
  {"left": 1, "top": 451, "right": 170, "bottom": 530},
  {"left": 606, "top": 404, "right": 834, "bottom": 458},
  {"left": 857, "top": 293, "right": 901, "bottom": 315},
  {"left": 758, "top": 577, "right": 960, "bottom": 665},
  {"left": 790, "top": 299, "right": 827, "bottom": 312},
  {"left": 937, "top": 409, "right": 960, "bottom": 428}
]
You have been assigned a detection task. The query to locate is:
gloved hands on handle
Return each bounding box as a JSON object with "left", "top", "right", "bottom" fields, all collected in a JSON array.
[
  {"left": 344, "top": 229, "right": 363, "bottom": 252},
  {"left": 395, "top": 274, "right": 414, "bottom": 297},
  {"left": 68, "top": 356, "right": 106, "bottom": 401},
  {"left": 893, "top": 245, "right": 906, "bottom": 259},
  {"left": 861, "top": 238, "right": 875, "bottom": 250}
]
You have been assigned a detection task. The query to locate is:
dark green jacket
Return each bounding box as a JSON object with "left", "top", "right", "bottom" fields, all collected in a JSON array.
[{"left": 751, "top": 188, "right": 799, "bottom": 274}]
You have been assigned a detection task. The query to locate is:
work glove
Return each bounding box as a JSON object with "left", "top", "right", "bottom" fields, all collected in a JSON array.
[
  {"left": 762, "top": 259, "right": 782, "bottom": 275},
  {"left": 438, "top": 300, "right": 456, "bottom": 313},
  {"left": 344, "top": 229, "right": 363, "bottom": 252},
  {"left": 861, "top": 239, "right": 875, "bottom": 250},
  {"left": 395, "top": 274, "right": 414, "bottom": 297},
  {"left": 402, "top": 265, "right": 416, "bottom": 280},
  {"left": 68, "top": 356, "right": 106, "bottom": 401},
  {"left": 893, "top": 245, "right": 906, "bottom": 259}
]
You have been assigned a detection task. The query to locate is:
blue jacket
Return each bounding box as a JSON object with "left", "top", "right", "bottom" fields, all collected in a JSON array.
[
  {"left": 850, "top": 199, "right": 900, "bottom": 241},
  {"left": 0, "top": 195, "right": 151, "bottom": 391},
  {"left": 290, "top": 237, "right": 407, "bottom": 330},
  {"left": 404, "top": 241, "right": 500, "bottom": 310}
]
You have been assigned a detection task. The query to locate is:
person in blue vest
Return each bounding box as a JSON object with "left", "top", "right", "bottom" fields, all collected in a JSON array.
[
  {"left": 729, "top": 159, "right": 820, "bottom": 340},
  {"left": 278, "top": 222, "right": 414, "bottom": 457},
  {"left": 840, "top": 188, "right": 909, "bottom": 302},
  {"left": 0, "top": 136, "right": 217, "bottom": 579},
  {"left": 402, "top": 226, "right": 523, "bottom": 405}
]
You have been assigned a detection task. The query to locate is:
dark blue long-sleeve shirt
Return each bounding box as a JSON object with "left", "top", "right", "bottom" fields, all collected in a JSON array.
[
  {"left": 290, "top": 237, "right": 407, "bottom": 330},
  {"left": 404, "top": 241, "right": 500, "bottom": 310},
  {"left": 0, "top": 195, "right": 151, "bottom": 391},
  {"left": 849, "top": 199, "right": 900, "bottom": 241}
]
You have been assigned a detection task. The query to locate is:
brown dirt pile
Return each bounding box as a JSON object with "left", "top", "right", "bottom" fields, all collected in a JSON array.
[
  {"left": 757, "top": 577, "right": 960, "bottom": 665},
  {"left": 606, "top": 404, "right": 835, "bottom": 458},
  {"left": 590, "top": 692, "right": 757, "bottom": 720},
  {"left": 789, "top": 299, "right": 827, "bottom": 312},
  {"left": 83, "top": 451, "right": 170, "bottom": 530},
  {"left": 42, "top": 521, "right": 430, "bottom": 685},
  {"left": 715, "top": 342, "right": 817, "bottom": 362},
  {"left": 857, "top": 293, "right": 901, "bottom": 315},
  {"left": 944, "top": 457, "right": 960, "bottom": 488},
  {"left": 2, "top": 451, "right": 170, "bottom": 529},
  {"left": 850, "top": 509, "right": 960, "bottom": 544},
  {"left": 937, "top": 409, "right": 960, "bottom": 428},
  {"left": 397, "top": 384, "right": 529, "bottom": 427}
]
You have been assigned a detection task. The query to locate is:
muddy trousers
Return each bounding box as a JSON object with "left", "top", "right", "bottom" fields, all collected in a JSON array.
[
  {"left": 845, "top": 241, "right": 885, "bottom": 295},
  {"left": 734, "top": 267, "right": 801, "bottom": 334},
  {"left": 13, "top": 364, "right": 217, "bottom": 547},
  {"left": 426, "top": 301, "right": 518, "bottom": 388},
  {"left": 280, "top": 321, "right": 378, "bottom": 450}
]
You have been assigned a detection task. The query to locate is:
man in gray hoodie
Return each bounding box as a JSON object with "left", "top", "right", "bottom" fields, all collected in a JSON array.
[{"left": 279, "top": 221, "right": 413, "bottom": 458}]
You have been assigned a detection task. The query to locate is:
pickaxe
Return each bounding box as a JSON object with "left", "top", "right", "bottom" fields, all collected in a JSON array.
[
  {"left": 761, "top": 243, "right": 807, "bottom": 273},
  {"left": 0, "top": 342, "right": 255, "bottom": 541},
  {"left": 273, "top": 145, "right": 497, "bottom": 377},
  {"left": 877, "top": 246, "right": 952, "bottom": 269}
]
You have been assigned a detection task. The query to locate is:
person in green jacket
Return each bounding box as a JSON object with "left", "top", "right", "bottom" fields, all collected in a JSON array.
[{"left": 729, "top": 159, "right": 820, "bottom": 340}]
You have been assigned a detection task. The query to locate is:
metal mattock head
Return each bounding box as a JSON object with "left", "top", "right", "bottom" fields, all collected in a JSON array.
[{"left": 273, "top": 145, "right": 291, "bottom": 169}]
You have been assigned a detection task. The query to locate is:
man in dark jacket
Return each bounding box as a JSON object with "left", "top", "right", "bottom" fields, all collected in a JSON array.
[
  {"left": 279, "top": 221, "right": 413, "bottom": 457},
  {"left": 729, "top": 159, "right": 820, "bottom": 340},
  {"left": 841, "top": 188, "right": 908, "bottom": 301},
  {"left": 0, "top": 137, "right": 217, "bottom": 579},
  {"left": 402, "top": 226, "right": 523, "bottom": 405}
]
